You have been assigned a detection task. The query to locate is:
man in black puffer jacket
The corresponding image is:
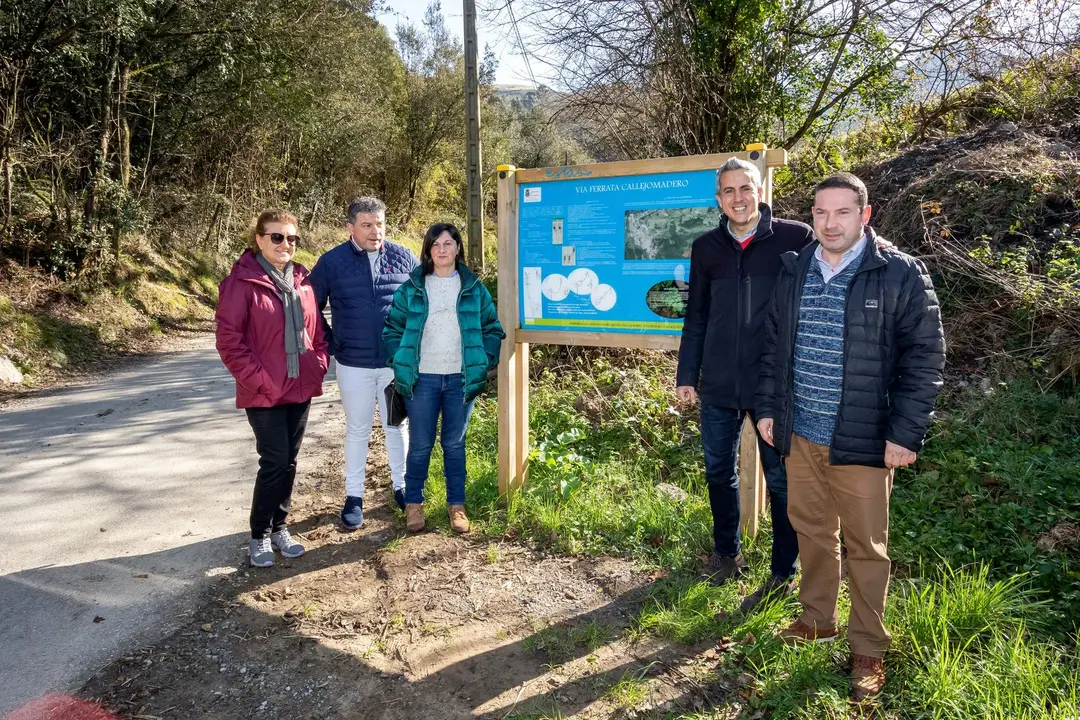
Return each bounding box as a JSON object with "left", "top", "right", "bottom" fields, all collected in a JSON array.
[
  {"left": 676, "top": 157, "right": 814, "bottom": 611},
  {"left": 755, "top": 173, "right": 945, "bottom": 702}
]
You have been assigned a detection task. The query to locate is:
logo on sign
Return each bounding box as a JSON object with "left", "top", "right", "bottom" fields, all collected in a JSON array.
[{"left": 524, "top": 187, "right": 542, "bottom": 203}]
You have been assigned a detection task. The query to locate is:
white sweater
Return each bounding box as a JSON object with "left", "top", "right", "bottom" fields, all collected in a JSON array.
[{"left": 419, "top": 274, "right": 463, "bottom": 375}]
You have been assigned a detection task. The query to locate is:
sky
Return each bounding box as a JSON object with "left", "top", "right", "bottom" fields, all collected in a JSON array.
[{"left": 376, "top": 0, "right": 552, "bottom": 87}]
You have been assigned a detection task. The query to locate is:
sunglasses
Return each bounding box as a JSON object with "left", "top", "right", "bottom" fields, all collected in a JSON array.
[{"left": 264, "top": 232, "right": 300, "bottom": 246}]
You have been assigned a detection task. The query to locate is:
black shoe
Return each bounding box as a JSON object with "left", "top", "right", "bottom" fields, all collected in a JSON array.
[
  {"left": 702, "top": 552, "right": 747, "bottom": 586},
  {"left": 392, "top": 488, "right": 406, "bottom": 512},
  {"left": 740, "top": 574, "right": 797, "bottom": 613}
]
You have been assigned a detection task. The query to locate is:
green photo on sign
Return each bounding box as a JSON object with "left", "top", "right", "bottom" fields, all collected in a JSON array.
[
  {"left": 645, "top": 280, "right": 690, "bottom": 319},
  {"left": 624, "top": 206, "right": 720, "bottom": 260}
]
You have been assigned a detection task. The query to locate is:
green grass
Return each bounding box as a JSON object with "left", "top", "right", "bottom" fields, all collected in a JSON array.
[
  {"left": 503, "top": 705, "right": 565, "bottom": 720},
  {"left": 522, "top": 619, "right": 615, "bottom": 663},
  {"left": 455, "top": 351, "right": 1079, "bottom": 718},
  {"left": 604, "top": 672, "right": 650, "bottom": 708},
  {"left": 891, "top": 378, "right": 1080, "bottom": 632}
]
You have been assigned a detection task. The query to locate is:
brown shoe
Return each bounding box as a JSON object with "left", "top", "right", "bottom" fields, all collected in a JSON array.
[
  {"left": 405, "top": 503, "right": 425, "bottom": 533},
  {"left": 851, "top": 654, "right": 885, "bottom": 701},
  {"left": 448, "top": 505, "right": 470, "bottom": 534},
  {"left": 778, "top": 618, "right": 839, "bottom": 645}
]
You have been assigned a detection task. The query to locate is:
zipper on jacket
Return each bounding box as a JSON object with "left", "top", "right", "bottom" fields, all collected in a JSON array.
[
  {"left": 744, "top": 275, "right": 753, "bottom": 326},
  {"left": 458, "top": 277, "right": 469, "bottom": 396},
  {"left": 414, "top": 281, "right": 429, "bottom": 366},
  {"left": 828, "top": 255, "right": 880, "bottom": 462},
  {"left": 733, "top": 248, "right": 744, "bottom": 400}
]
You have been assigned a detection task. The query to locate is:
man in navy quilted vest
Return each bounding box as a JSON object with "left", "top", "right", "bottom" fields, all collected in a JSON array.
[
  {"left": 756, "top": 173, "right": 945, "bottom": 702},
  {"left": 310, "top": 197, "right": 419, "bottom": 530}
]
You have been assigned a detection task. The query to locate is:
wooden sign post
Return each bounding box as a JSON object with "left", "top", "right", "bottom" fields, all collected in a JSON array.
[{"left": 496, "top": 146, "right": 787, "bottom": 536}]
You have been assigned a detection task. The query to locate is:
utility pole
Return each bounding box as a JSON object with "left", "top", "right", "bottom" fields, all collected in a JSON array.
[{"left": 463, "top": 0, "right": 485, "bottom": 271}]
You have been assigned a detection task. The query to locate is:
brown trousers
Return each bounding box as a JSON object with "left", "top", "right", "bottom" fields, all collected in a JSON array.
[{"left": 787, "top": 434, "right": 894, "bottom": 657}]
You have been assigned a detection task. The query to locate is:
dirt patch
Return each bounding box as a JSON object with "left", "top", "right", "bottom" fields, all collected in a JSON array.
[
  {"left": 80, "top": 421, "right": 743, "bottom": 719},
  {"left": 1036, "top": 521, "right": 1080, "bottom": 552}
]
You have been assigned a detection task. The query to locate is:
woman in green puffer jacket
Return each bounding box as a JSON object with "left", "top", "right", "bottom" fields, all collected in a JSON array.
[{"left": 383, "top": 222, "right": 505, "bottom": 534}]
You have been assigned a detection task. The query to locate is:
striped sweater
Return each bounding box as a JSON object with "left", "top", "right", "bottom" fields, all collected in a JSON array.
[{"left": 792, "top": 255, "right": 864, "bottom": 446}]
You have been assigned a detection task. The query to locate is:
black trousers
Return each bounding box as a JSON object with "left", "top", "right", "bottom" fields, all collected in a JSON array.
[{"left": 245, "top": 401, "right": 310, "bottom": 539}]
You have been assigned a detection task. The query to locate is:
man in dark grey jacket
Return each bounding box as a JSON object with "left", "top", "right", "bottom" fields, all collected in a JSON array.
[{"left": 755, "top": 173, "right": 945, "bottom": 702}]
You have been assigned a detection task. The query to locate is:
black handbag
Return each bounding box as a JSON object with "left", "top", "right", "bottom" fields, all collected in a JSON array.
[{"left": 383, "top": 380, "right": 408, "bottom": 427}]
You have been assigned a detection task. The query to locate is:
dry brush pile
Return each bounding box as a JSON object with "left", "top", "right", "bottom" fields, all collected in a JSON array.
[{"left": 780, "top": 121, "right": 1080, "bottom": 382}]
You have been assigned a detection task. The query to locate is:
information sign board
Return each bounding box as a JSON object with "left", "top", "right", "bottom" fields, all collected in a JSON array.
[
  {"left": 496, "top": 147, "right": 787, "bottom": 538},
  {"left": 517, "top": 170, "right": 717, "bottom": 334}
]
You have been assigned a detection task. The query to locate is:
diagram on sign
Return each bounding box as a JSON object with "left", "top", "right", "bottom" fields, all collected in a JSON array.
[
  {"left": 567, "top": 268, "right": 598, "bottom": 295},
  {"left": 523, "top": 267, "right": 543, "bottom": 319},
  {"left": 591, "top": 284, "right": 617, "bottom": 311},
  {"left": 552, "top": 218, "right": 564, "bottom": 245},
  {"left": 526, "top": 266, "right": 616, "bottom": 314},
  {"left": 540, "top": 272, "right": 569, "bottom": 301}
]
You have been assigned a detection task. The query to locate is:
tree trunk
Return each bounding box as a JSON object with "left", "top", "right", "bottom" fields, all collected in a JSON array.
[
  {"left": 405, "top": 171, "right": 418, "bottom": 224},
  {"left": 84, "top": 35, "right": 119, "bottom": 234},
  {"left": 113, "top": 64, "right": 131, "bottom": 262},
  {"left": 0, "top": 65, "right": 21, "bottom": 248},
  {"left": 138, "top": 93, "right": 157, "bottom": 198},
  {"left": 118, "top": 67, "right": 131, "bottom": 192},
  {"left": 1, "top": 153, "right": 12, "bottom": 249}
]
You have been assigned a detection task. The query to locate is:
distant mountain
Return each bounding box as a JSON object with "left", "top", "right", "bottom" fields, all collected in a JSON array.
[{"left": 492, "top": 84, "right": 563, "bottom": 111}]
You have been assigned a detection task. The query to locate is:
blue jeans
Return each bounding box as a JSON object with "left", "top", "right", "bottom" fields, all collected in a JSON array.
[
  {"left": 700, "top": 403, "right": 799, "bottom": 578},
  {"left": 403, "top": 373, "right": 475, "bottom": 506}
]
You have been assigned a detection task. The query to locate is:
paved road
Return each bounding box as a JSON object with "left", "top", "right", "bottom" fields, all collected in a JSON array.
[{"left": 0, "top": 336, "right": 338, "bottom": 714}]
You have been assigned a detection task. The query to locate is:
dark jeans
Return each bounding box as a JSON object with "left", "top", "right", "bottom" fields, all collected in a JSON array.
[
  {"left": 700, "top": 403, "right": 799, "bottom": 578},
  {"left": 404, "top": 373, "right": 475, "bottom": 506},
  {"left": 245, "top": 401, "right": 310, "bottom": 539}
]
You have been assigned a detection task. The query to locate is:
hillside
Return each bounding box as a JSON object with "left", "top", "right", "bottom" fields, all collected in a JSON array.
[{"left": 777, "top": 120, "right": 1080, "bottom": 381}]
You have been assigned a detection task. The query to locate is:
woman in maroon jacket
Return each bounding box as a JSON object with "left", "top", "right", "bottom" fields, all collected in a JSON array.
[{"left": 216, "top": 209, "right": 330, "bottom": 567}]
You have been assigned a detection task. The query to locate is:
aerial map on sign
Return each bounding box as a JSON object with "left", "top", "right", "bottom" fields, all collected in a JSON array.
[{"left": 518, "top": 169, "right": 719, "bottom": 335}]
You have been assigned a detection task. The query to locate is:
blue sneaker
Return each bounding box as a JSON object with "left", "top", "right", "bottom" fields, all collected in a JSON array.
[
  {"left": 340, "top": 496, "right": 364, "bottom": 530},
  {"left": 392, "top": 488, "right": 406, "bottom": 512}
]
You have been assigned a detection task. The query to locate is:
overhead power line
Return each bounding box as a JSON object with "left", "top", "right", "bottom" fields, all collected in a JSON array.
[{"left": 505, "top": 0, "right": 540, "bottom": 89}]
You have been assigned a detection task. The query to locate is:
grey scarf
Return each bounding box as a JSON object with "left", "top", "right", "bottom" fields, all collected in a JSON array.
[{"left": 255, "top": 253, "right": 307, "bottom": 378}]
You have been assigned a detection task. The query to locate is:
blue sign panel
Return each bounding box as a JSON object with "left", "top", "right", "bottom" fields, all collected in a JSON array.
[{"left": 517, "top": 169, "right": 719, "bottom": 335}]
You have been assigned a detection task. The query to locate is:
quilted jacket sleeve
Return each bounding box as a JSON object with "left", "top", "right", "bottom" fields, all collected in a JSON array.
[
  {"left": 382, "top": 282, "right": 410, "bottom": 367},
  {"left": 478, "top": 284, "right": 506, "bottom": 365},
  {"left": 308, "top": 254, "right": 334, "bottom": 352},
  {"left": 886, "top": 259, "right": 946, "bottom": 452},
  {"left": 755, "top": 268, "right": 786, "bottom": 420},
  {"left": 215, "top": 276, "right": 269, "bottom": 393}
]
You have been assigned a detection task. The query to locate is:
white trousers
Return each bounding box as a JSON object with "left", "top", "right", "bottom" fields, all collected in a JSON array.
[{"left": 336, "top": 363, "right": 408, "bottom": 497}]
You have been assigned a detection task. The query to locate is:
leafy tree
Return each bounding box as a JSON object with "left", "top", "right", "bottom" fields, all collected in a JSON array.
[
  {"left": 483, "top": 0, "right": 1079, "bottom": 158},
  {"left": 0, "top": 0, "right": 406, "bottom": 276}
]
